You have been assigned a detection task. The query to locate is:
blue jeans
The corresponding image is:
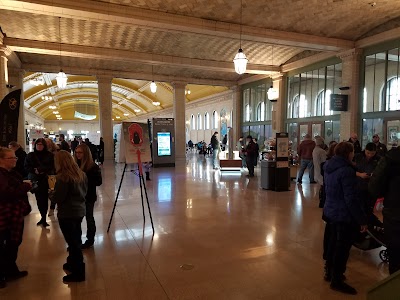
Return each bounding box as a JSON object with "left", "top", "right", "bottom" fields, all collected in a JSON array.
[
  {"left": 212, "top": 149, "right": 219, "bottom": 168},
  {"left": 297, "top": 159, "right": 314, "bottom": 182}
]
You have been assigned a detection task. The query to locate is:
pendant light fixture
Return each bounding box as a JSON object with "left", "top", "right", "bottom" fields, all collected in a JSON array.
[
  {"left": 233, "top": 0, "right": 248, "bottom": 74},
  {"left": 150, "top": 65, "right": 157, "bottom": 93},
  {"left": 267, "top": 46, "right": 278, "bottom": 100},
  {"left": 56, "top": 17, "right": 68, "bottom": 89}
]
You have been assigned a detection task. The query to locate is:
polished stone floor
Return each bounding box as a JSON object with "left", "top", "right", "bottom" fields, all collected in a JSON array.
[{"left": 0, "top": 153, "right": 387, "bottom": 299}]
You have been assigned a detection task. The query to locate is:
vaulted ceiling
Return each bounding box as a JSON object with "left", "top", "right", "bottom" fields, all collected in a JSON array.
[{"left": 1, "top": 0, "right": 400, "bottom": 120}]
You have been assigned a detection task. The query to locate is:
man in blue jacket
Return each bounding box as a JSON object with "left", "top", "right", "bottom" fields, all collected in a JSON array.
[{"left": 323, "top": 142, "right": 367, "bottom": 295}]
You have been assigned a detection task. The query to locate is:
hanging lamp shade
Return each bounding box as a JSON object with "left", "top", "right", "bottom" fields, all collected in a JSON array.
[
  {"left": 267, "top": 85, "right": 279, "bottom": 100},
  {"left": 150, "top": 81, "right": 157, "bottom": 93},
  {"left": 233, "top": 48, "right": 248, "bottom": 75},
  {"left": 56, "top": 70, "right": 68, "bottom": 89}
]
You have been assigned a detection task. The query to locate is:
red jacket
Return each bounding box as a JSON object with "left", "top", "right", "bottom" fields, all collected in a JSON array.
[
  {"left": 0, "top": 168, "right": 32, "bottom": 244},
  {"left": 298, "top": 139, "right": 316, "bottom": 160}
]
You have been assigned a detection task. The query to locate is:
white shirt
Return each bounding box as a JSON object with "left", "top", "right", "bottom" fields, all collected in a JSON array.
[{"left": 312, "top": 146, "right": 327, "bottom": 185}]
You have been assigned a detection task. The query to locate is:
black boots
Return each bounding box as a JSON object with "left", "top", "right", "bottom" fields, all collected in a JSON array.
[
  {"left": 63, "top": 262, "right": 85, "bottom": 283},
  {"left": 81, "top": 240, "right": 94, "bottom": 249},
  {"left": 330, "top": 280, "right": 357, "bottom": 295},
  {"left": 145, "top": 171, "right": 150, "bottom": 181}
]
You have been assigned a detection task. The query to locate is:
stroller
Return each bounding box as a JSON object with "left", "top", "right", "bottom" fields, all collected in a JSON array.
[{"left": 353, "top": 214, "right": 388, "bottom": 262}]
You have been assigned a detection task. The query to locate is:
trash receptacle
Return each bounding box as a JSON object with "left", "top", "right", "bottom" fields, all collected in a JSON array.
[{"left": 261, "top": 160, "right": 276, "bottom": 190}]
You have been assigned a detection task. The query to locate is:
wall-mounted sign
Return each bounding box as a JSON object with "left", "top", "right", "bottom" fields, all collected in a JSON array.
[{"left": 330, "top": 94, "right": 348, "bottom": 111}]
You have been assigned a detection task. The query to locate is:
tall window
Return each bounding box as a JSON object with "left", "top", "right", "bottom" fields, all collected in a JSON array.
[
  {"left": 190, "top": 114, "right": 196, "bottom": 130},
  {"left": 291, "top": 95, "right": 300, "bottom": 118},
  {"left": 385, "top": 77, "right": 400, "bottom": 111},
  {"left": 204, "top": 112, "right": 210, "bottom": 129},
  {"left": 212, "top": 111, "right": 218, "bottom": 129},
  {"left": 245, "top": 104, "right": 251, "bottom": 122},
  {"left": 315, "top": 90, "right": 332, "bottom": 116},
  {"left": 299, "top": 94, "right": 307, "bottom": 118},
  {"left": 256, "top": 102, "right": 265, "bottom": 121},
  {"left": 197, "top": 113, "right": 202, "bottom": 129}
]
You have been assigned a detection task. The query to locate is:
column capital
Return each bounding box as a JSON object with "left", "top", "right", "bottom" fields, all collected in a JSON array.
[
  {"left": 96, "top": 75, "right": 113, "bottom": 83},
  {"left": 171, "top": 81, "right": 187, "bottom": 89},
  {"left": 0, "top": 45, "right": 12, "bottom": 58},
  {"left": 337, "top": 48, "right": 363, "bottom": 62},
  {"left": 230, "top": 85, "right": 242, "bottom": 92},
  {"left": 271, "top": 72, "right": 285, "bottom": 82}
]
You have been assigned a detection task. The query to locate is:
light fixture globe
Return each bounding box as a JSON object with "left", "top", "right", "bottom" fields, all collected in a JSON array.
[
  {"left": 233, "top": 48, "right": 248, "bottom": 75},
  {"left": 56, "top": 70, "right": 68, "bottom": 89},
  {"left": 150, "top": 81, "right": 157, "bottom": 93},
  {"left": 267, "top": 86, "right": 279, "bottom": 101}
]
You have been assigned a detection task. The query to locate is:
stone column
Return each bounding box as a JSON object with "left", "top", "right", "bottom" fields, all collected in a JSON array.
[
  {"left": 97, "top": 75, "right": 113, "bottom": 160},
  {"left": 271, "top": 73, "right": 286, "bottom": 135},
  {"left": 338, "top": 49, "right": 363, "bottom": 140},
  {"left": 0, "top": 34, "right": 9, "bottom": 100},
  {"left": 172, "top": 81, "right": 186, "bottom": 166},
  {"left": 8, "top": 68, "right": 26, "bottom": 147},
  {"left": 231, "top": 85, "right": 242, "bottom": 144}
]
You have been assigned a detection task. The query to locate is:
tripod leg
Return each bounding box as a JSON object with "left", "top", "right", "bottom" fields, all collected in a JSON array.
[
  {"left": 107, "top": 163, "right": 127, "bottom": 233},
  {"left": 138, "top": 173, "right": 146, "bottom": 224},
  {"left": 141, "top": 174, "right": 155, "bottom": 234}
]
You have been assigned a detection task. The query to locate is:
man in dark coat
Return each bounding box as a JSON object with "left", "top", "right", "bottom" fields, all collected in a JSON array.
[
  {"left": 0, "top": 147, "right": 32, "bottom": 288},
  {"left": 369, "top": 147, "right": 400, "bottom": 275},
  {"left": 348, "top": 133, "right": 362, "bottom": 154},
  {"left": 372, "top": 134, "right": 387, "bottom": 157},
  {"left": 59, "top": 134, "right": 70, "bottom": 152},
  {"left": 244, "top": 135, "right": 258, "bottom": 177},
  {"left": 210, "top": 132, "right": 219, "bottom": 169}
]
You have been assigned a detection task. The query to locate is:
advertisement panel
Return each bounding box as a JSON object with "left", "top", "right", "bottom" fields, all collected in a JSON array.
[
  {"left": 157, "top": 132, "right": 171, "bottom": 156},
  {"left": 123, "top": 122, "right": 151, "bottom": 164}
]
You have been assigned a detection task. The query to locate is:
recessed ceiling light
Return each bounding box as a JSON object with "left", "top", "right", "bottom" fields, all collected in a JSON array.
[
  {"left": 152, "top": 101, "right": 160, "bottom": 106},
  {"left": 134, "top": 109, "right": 141, "bottom": 113},
  {"left": 123, "top": 113, "right": 129, "bottom": 116},
  {"left": 116, "top": 116, "right": 120, "bottom": 119}
]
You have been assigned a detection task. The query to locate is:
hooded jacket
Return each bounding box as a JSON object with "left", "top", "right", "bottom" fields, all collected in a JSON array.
[
  {"left": 369, "top": 148, "right": 400, "bottom": 211},
  {"left": 323, "top": 155, "right": 367, "bottom": 225}
]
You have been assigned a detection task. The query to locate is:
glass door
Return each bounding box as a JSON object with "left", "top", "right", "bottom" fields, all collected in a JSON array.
[{"left": 386, "top": 119, "right": 400, "bottom": 149}]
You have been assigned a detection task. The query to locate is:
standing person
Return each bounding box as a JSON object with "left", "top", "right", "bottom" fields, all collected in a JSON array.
[
  {"left": 52, "top": 150, "right": 88, "bottom": 282},
  {"left": 71, "top": 138, "right": 79, "bottom": 154},
  {"left": 25, "top": 138, "right": 55, "bottom": 227},
  {"left": 210, "top": 132, "right": 220, "bottom": 169},
  {"left": 236, "top": 136, "right": 246, "bottom": 168},
  {"left": 74, "top": 144, "right": 102, "bottom": 249},
  {"left": 244, "top": 135, "right": 258, "bottom": 177},
  {"left": 369, "top": 147, "right": 400, "bottom": 275},
  {"left": 222, "top": 134, "right": 228, "bottom": 151},
  {"left": 253, "top": 138, "right": 260, "bottom": 167},
  {"left": 312, "top": 136, "right": 327, "bottom": 187},
  {"left": 323, "top": 142, "right": 367, "bottom": 295},
  {"left": 0, "top": 147, "right": 32, "bottom": 289},
  {"left": 8, "top": 141, "right": 27, "bottom": 179},
  {"left": 372, "top": 134, "right": 387, "bottom": 157},
  {"left": 297, "top": 134, "right": 316, "bottom": 184},
  {"left": 97, "top": 137, "right": 104, "bottom": 165},
  {"left": 45, "top": 138, "right": 58, "bottom": 216},
  {"left": 59, "top": 134, "right": 70, "bottom": 152},
  {"left": 348, "top": 133, "right": 362, "bottom": 154}
]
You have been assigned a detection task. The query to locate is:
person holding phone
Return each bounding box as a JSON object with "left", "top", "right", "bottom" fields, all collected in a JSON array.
[{"left": 0, "top": 147, "right": 32, "bottom": 288}]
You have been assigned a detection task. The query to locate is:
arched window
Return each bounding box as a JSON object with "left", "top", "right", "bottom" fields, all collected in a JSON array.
[
  {"left": 197, "top": 113, "right": 202, "bottom": 130},
  {"left": 256, "top": 102, "right": 265, "bottom": 121},
  {"left": 291, "top": 95, "right": 300, "bottom": 118},
  {"left": 245, "top": 104, "right": 251, "bottom": 122},
  {"left": 385, "top": 77, "right": 400, "bottom": 111},
  {"left": 212, "top": 111, "right": 218, "bottom": 129},
  {"left": 204, "top": 112, "right": 210, "bottom": 129},
  {"left": 315, "top": 91, "right": 323, "bottom": 117},
  {"left": 190, "top": 114, "right": 196, "bottom": 130},
  {"left": 299, "top": 94, "right": 307, "bottom": 118}
]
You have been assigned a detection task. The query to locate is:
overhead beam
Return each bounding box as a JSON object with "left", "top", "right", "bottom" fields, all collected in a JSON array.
[
  {"left": 0, "top": 0, "right": 354, "bottom": 51},
  {"left": 5, "top": 37, "right": 279, "bottom": 75},
  {"left": 20, "top": 63, "right": 236, "bottom": 87}
]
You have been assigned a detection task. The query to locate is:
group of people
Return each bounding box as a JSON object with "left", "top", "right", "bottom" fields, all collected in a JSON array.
[
  {"left": 0, "top": 137, "right": 103, "bottom": 288},
  {"left": 304, "top": 132, "right": 399, "bottom": 295}
]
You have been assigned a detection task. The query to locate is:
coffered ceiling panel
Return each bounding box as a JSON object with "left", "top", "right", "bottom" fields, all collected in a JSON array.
[
  {"left": 96, "top": 0, "right": 400, "bottom": 40},
  {"left": 0, "top": 10, "right": 302, "bottom": 65}
]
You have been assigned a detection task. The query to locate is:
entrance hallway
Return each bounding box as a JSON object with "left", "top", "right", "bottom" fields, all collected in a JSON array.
[{"left": 0, "top": 154, "right": 387, "bottom": 299}]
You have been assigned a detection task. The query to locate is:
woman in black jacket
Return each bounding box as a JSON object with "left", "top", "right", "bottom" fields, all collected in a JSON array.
[
  {"left": 24, "top": 138, "right": 55, "bottom": 227},
  {"left": 74, "top": 144, "right": 102, "bottom": 249}
]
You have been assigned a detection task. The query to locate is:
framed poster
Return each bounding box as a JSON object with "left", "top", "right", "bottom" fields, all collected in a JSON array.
[{"left": 123, "top": 122, "right": 152, "bottom": 164}]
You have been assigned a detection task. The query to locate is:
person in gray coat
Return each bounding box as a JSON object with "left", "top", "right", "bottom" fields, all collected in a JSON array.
[{"left": 52, "top": 150, "right": 88, "bottom": 283}]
